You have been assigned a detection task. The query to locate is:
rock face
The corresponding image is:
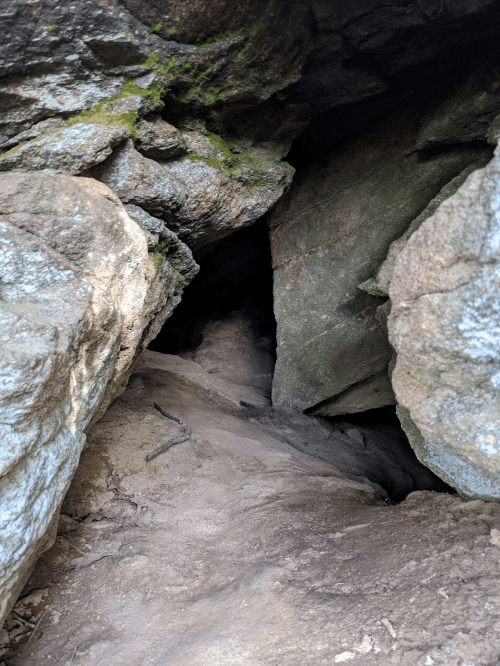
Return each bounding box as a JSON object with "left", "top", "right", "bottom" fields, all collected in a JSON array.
[
  {"left": 0, "top": 123, "right": 129, "bottom": 174},
  {"left": 312, "top": 371, "right": 396, "bottom": 418},
  {"left": 416, "top": 66, "right": 500, "bottom": 150},
  {"left": 269, "top": 113, "right": 487, "bottom": 411},
  {"left": 358, "top": 159, "right": 491, "bottom": 299},
  {"left": 389, "top": 147, "right": 500, "bottom": 500},
  {"left": 0, "top": 172, "right": 193, "bottom": 624},
  {"left": 91, "top": 134, "right": 293, "bottom": 252}
]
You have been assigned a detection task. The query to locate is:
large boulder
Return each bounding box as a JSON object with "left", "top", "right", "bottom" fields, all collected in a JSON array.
[
  {"left": 269, "top": 113, "right": 487, "bottom": 411},
  {"left": 389, "top": 147, "right": 500, "bottom": 500},
  {"left": 0, "top": 171, "right": 194, "bottom": 625},
  {"left": 91, "top": 135, "right": 294, "bottom": 251}
]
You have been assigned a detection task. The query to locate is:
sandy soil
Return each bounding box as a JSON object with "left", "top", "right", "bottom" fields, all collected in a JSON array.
[{"left": 3, "top": 351, "right": 500, "bottom": 666}]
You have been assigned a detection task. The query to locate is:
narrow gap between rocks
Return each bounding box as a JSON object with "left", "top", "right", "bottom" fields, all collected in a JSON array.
[{"left": 148, "top": 221, "right": 454, "bottom": 503}]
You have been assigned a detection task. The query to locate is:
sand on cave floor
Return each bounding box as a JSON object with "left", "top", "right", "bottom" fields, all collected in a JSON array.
[{"left": 4, "top": 351, "right": 500, "bottom": 666}]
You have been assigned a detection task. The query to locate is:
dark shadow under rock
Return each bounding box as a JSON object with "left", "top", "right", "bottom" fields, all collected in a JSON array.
[{"left": 240, "top": 404, "right": 454, "bottom": 502}]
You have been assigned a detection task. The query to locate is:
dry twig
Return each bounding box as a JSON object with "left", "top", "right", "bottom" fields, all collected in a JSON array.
[
  {"left": 26, "top": 603, "right": 52, "bottom": 646},
  {"left": 153, "top": 402, "right": 183, "bottom": 425},
  {"left": 145, "top": 427, "right": 191, "bottom": 461}
]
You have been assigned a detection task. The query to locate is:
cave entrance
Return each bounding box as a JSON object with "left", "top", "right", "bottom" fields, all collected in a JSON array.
[
  {"left": 147, "top": 219, "right": 454, "bottom": 503},
  {"left": 148, "top": 218, "right": 277, "bottom": 400}
]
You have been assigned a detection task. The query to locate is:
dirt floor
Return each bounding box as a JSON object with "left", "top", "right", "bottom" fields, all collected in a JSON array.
[{"left": 3, "top": 350, "right": 500, "bottom": 666}]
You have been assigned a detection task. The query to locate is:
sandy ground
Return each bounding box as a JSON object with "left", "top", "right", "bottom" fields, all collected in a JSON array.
[{"left": 3, "top": 351, "right": 500, "bottom": 666}]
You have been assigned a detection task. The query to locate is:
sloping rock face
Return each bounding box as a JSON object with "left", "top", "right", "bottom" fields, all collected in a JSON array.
[
  {"left": 0, "top": 172, "right": 194, "bottom": 625},
  {"left": 269, "top": 113, "right": 488, "bottom": 411},
  {"left": 389, "top": 147, "right": 500, "bottom": 500}
]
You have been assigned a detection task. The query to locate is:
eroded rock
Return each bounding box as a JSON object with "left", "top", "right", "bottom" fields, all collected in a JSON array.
[
  {"left": 389, "top": 147, "right": 500, "bottom": 499},
  {"left": 92, "top": 135, "right": 294, "bottom": 251},
  {"left": 0, "top": 171, "right": 192, "bottom": 626},
  {"left": 269, "top": 113, "right": 485, "bottom": 412},
  {"left": 0, "top": 123, "right": 129, "bottom": 174},
  {"left": 417, "top": 66, "right": 500, "bottom": 149},
  {"left": 312, "top": 371, "right": 395, "bottom": 418},
  {"left": 358, "top": 157, "right": 492, "bottom": 298},
  {"left": 135, "top": 114, "right": 187, "bottom": 159}
]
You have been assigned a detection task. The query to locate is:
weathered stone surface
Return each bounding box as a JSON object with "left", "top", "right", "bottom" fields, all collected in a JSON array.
[
  {"left": 92, "top": 135, "right": 294, "bottom": 251},
  {"left": 0, "top": 117, "right": 64, "bottom": 150},
  {"left": 3, "top": 0, "right": 500, "bottom": 157},
  {"left": 0, "top": 0, "right": 309, "bottom": 146},
  {"left": 358, "top": 157, "right": 492, "bottom": 298},
  {"left": 389, "top": 147, "right": 500, "bottom": 499},
  {"left": 123, "top": 205, "right": 200, "bottom": 345},
  {"left": 241, "top": 403, "right": 450, "bottom": 501},
  {"left": 89, "top": 139, "right": 186, "bottom": 220},
  {"left": 135, "top": 114, "right": 187, "bottom": 159},
  {"left": 124, "top": 204, "right": 198, "bottom": 284},
  {"left": 0, "top": 71, "right": 124, "bottom": 146},
  {"left": 0, "top": 171, "right": 193, "bottom": 626},
  {"left": 269, "top": 113, "right": 487, "bottom": 411},
  {"left": 137, "top": 351, "right": 270, "bottom": 414},
  {"left": 416, "top": 67, "right": 500, "bottom": 150},
  {"left": 0, "top": 123, "right": 129, "bottom": 174},
  {"left": 312, "top": 371, "right": 395, "bottom": 418}
]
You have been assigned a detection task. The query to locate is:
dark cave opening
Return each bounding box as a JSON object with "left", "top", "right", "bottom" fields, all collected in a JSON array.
[
  {"left": 148, "top": 220, "right": 455, "bottom": 502},
  {"left": 148, "top": 218, "right": 277, "bottom": 398}
]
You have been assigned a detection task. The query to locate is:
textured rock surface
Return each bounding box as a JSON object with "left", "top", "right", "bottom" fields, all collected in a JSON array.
[
  {"left": 135, "top": 114, "right": 187, "bottom": 159},
  {"left": 389, "top": 147, "right": 500, "bottom": 499},
  {"left": 312, "top": 371, "right": 395, "bottom": 418},
  {"left": 0, "top": 123, "right": 129, "bottom": 174},
  {"left": 358, "top": 157, "right": 491, "bottom": 298},
  {"left": 2, "top": 0, "right": 500, "bottom": 151},
  {"left": 269, "top": 113, "right": 486, "bottom": 411},
  {"left": 92, "top": 135, "right": 294, "bottom": 251},
  {"left": 416, "top": 66, "right": 500, "bottom": 150},
  {"left": 0, "top": 172, "right": 193, "bottom": 626}
]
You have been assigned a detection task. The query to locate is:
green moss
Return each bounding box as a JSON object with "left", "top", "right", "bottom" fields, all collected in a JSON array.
[
  {"left": 197, "top": 29, "right": 242, "bottom": 48},
  {"left": 149, "top": 252, "right": 163, "bottom": 290},
  {"left": 248, "top": 19, "right": 263, "bottom": 39},
  {"left": 0, "top": 142, "right": 23, "bottom": 159},
  {"left": 120, "top": 380, "right": 128, "bottom": 387},
  {"left": 166, "top": 27, "right": 177, "bottom": 37},
  {"left": 150, "top": 252, "right": 163, "bottom": 272},
  {"left": 206, "top": 132, "right": 233, "bottom": 159},
  {"left": 121, "top": 79, "right": 164, "bottom": 105},
  {"left": 180, "top": 70, "right": 212, "bottom": 103},
  {"left": 186, "top": 154, "right": 224, "bottom": 170},
  {"left": 46, "top": 24, "right": 56, "bottom": 30},
  {"left": 180, "top": 61, "right": 195, "bottom": 73},
  {"left": 67, "top": 101, "right": 140, "bottom": 138},
  {"left": 157, "top": 57, "right": 178, "bottom": 77},
  {"left": 150, "top": 22, "right": 162, "bottom": 33},
  {"left": 245, "top": 177, "right": 270, "bottom": 190},
  {"left": 159, "top": 240, "right": 173, "bottom": 254},
  {"left": 138, "top": 52, "right": 178, "bottom": 79},
  {"left": 235, "top": 19, "right": 264, "bottom": 63}
]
